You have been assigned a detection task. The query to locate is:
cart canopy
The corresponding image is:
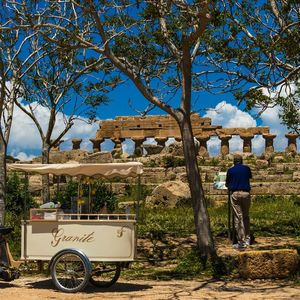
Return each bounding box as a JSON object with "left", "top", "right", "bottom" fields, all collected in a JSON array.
[{"left": 8, "top": 162, "right": 143, "bottom": 178}]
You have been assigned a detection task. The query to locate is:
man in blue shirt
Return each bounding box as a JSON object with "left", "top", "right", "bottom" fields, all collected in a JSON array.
[{"left": 226, "top": 155, "right": 252, "bottom": 250}]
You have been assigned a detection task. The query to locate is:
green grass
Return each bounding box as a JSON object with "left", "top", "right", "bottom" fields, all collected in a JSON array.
[
  {"left": 130, "top": 195, "right": 299, "bottom": 281},
  {"left": 137, "top": 205, "right": 195, "bottom": 238},
  {"left": 138, "top": 195, "right": 300, "bottom": 239},
  {"left": 251, "top": 195, "right": 300, "bottom": 236},
  {"left": 4, "top": 195, "right": 300, "bottom": 281}
]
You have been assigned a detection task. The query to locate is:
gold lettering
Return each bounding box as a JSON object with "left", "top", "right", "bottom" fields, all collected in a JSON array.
[
  {"left": 51, "top": 228, "right": 64, "bottom": 247},
  {"left": 51, "top": 228, "right": 95, "bottom": 247}
]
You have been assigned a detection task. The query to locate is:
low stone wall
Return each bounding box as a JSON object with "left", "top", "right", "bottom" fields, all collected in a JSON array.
[{"left": 141, "top": 163, "right": 300, "bottom": 203}]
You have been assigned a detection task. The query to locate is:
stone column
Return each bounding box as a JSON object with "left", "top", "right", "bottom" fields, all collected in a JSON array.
[
  {"left": 219, "top": 134, "right": 232, "bottom": 156},
  {"left": 72, "top": 138, "right": 82, "bottom": 150},
  {"left": 110, "top": 137, "right": 124, "bottom": 157},
  {"left": 155, "top": 137, "right": 168, "bottom": 147},
  {"left": 197, "top": 135, "right": 210, "bottom": 157},
  {"left": 132, "top": 137, "right": 146, "bottom": 154},
  {"left": 285, "top": 133, "right": 299, "bottom": 153},
  {"left": 51, "top": 140, "right": 64, "bottom": 151},
  {"left": 112, "top": 137, "right": 124, "bottom": 151},
  {"left": 263, "top": 134, "right": 276, "bottom": 154},
  {"left": 89, "top": 138, "right": 102, "bottom": 153},
  {"left": 240, "top": 134, "right": 254, "bottom": 153}
]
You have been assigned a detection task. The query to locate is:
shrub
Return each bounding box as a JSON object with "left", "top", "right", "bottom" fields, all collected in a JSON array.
[
  {"left": 161, "top": 155, "right": 185, "bottom": 168},
  {"left": 55, "top": 178, "right": 117, "bottom": 213},
  {"left": 6, "top": 172, "right": 37, "bottom": 215},
  {"left": 119, "top": 183, "right": 151, "bottom": 202},
  {"left": 5, "top": 172, "right": 38, "bottom": 257}
]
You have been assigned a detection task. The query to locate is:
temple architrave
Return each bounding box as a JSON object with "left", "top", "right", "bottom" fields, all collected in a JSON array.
[{"left": 87, "top": 114, "right": 285, "bottom": 157}]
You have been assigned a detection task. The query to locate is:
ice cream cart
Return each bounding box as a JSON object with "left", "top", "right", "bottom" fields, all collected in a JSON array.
[{"left": 7, "top": 162, "right": 143, "bottom": 293}]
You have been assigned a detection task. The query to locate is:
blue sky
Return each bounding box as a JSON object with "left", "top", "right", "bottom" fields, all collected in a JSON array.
[
  {"left": 8, "top": 81, "right": 293, "bottom": 161},
  {"left": 111, "top": 83, "right": 238, "bottom": 121}
]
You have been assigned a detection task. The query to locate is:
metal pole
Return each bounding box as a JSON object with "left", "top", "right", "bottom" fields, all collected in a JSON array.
[
  {"left": 23, "top": 172, "right": 29, "bottom": 263},
  {"left": 88, "top": 181, "right": 91, "bottom": 214},
  {"left": 227, "top": 189, "right": 231, "bottom": 241},
  {"left": 136, "top": 175, "right": 141, "bottom": 222},
  {"left": 232, "top": 202, "right": 236, "bottom": 244},
  {"left": 56, "top": 175, "right": 60, "bottom": 203},
  {"left": 24, "top": 173, "right": 29, "bottom": 220}
]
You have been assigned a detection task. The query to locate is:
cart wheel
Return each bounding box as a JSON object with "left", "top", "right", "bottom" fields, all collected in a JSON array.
[
  {"left": 90, "top": 262, "right": 121, "bottom": 288},
  {"left": 50, "top": 249, "right": 92, "bottom": 293}
]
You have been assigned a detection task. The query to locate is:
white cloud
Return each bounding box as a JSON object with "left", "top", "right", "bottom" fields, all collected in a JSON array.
[
  {"left": 8, "top": 102, "right": 99, "bottom": 159},
  {"left": 204, "top": 101, "right": 258, "bottom": 155},
  {"left": 122, "top": 139, "right": 135, "bottom": 154},
  {"left": 10, "top": 151, "right": 35, "bottom": 162},
  {"left": 207, "top": 136, "right": 221, "bottom": 156},
  {"left": 252, "top": 135, "right": 264, "bottom": 154},
  {"left": 258, "top": 82, "right": 299, "bottom": 151},
  {"left": 204, "top": 101, "right": 292, "bottom": 155},
  {"left": 204, "top": 101, "right": 256, "bottom": 128},
  {"left": 260, "top": 82, "right": 298, "bottom": 98},
  {"left": 257, "top": 106, "right": 289, "bottom": 151},
  {"left": 7, "top": 99, "right": 294, "bottom": 160},
  {"left": 122, "top": 137, "right": 157, "bottom": 155}
]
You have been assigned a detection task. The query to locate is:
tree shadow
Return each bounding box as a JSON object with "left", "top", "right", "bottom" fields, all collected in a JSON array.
[
  {"left": 26, "top": 278, "right": 153, "bottom": 294},
  {"left": 0, "top": 281, "right": 20, "bottom": 289},
  {"left": 192, "top": 279, "right": 300, "bottom": 300}
]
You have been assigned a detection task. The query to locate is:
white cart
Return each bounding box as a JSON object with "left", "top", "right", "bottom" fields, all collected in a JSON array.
[{"left": 8, "top": 162, "right": 143, "bottom": 293}]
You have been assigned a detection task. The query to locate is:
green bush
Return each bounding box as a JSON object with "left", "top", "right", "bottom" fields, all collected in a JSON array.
[
  {"left": 119, "top": 183, "right": 151, "bottom": 202},
  {"left": 5, "top": 172, "right": 38, "bottom": 257},
  {"left": 5, "top": 172, "right": 36, "bottom": 216},
  {"left": 55, "top": 178, "right": 117, "bottom": 213},
  {"left": 91, "top": 180, "right": 118, "bottom": 212},
  {"left": 6, "top": 172, "right": 37, "bottom": 215},
  {"left": 210, "top": 157, "right": 220, "bottom": 166},
  {"left": 161, "top": 155, "right": 185, "bottom": 168},
  {"left": 55, "top": 179, "right": 78, "bottom": 209},
  {"left": 174, "top": 248, "right": 233, "bottom": 279},
  {"left": 5, "top": 212, "right": 22, "bottom": 257}
]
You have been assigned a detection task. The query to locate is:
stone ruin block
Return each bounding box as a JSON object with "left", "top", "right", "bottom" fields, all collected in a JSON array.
[{"left": 238, "top": 249, "right": 299, "bottom": 279}]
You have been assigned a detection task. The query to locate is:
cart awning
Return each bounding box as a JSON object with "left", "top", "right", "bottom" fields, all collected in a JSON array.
[{"left": 7, "top": 162, "right": 143, "bottom": 178}]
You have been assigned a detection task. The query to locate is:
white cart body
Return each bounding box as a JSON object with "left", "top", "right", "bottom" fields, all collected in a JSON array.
[
  {"left": 21, "top": 215, "right": 136, "bottom": 262},
  {"left": 8, "top": 162, "right": 143, "bottom": 263}
]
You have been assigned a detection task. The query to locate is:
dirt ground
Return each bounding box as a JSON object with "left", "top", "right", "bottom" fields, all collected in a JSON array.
[
  {"left": 0, "top": 276, "right": 299, "bottom": 300},
  {"left": 1, "top": 236, "right": 299, "bottom": 299}
]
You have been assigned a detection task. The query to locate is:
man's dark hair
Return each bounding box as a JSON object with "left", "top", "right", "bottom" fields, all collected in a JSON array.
[{"left": 233, "top": 155, "right": 243, "bottom": 164}]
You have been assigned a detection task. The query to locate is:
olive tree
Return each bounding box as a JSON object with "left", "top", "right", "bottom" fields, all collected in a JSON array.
[
  {"left": 1, "top": 1, "right": 119, "bottom": 204},
  {"left": 197, "top": 0, "right": 300, "bottom": 130},
  {"left": 16, "top": 35, "right": 116, "bottom": 202},
  {"left": 6, "top": 0, "right": 299, "bottom": 257},
  {"left": 0, "top": 3, "right": 47, "bottom": 223},
  {"left": 22, "top": 0, "right": 217, "bottom": 256}
]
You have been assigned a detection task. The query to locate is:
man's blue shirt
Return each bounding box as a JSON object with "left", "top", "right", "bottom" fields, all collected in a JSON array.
[{"left": 226, "top": 163, "right": 252, "bottom": 192}]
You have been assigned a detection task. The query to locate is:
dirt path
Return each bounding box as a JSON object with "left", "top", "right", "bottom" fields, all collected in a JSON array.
[{"left": 0, "top": 276, "right": 299, "bottom": 300}]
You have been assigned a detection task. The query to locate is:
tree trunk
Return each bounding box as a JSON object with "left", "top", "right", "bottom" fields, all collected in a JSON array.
[
  {"left": 0, "top": 133, "right": 6, "bottom": 225},
  {"left": 178, "top": 113, "right": 216, "bottom": 257},
  {"left": 41, "top": 143, "right": 50, "bottom": 203}
]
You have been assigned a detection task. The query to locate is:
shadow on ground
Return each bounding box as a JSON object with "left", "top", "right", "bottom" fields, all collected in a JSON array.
[
  {"left": 0, "top": 281, "right": 20, "bottom": 289},
  {"left": 25, "top": 278, "right": 153, "bottom": 293},
  {"left": 192, "top": 279, "right": 300, "bottom": 300}
]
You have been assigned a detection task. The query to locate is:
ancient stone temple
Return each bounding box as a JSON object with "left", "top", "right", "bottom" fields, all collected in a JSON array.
[{"left": 92, "top": 114, "right": 272, "bottom": 156}]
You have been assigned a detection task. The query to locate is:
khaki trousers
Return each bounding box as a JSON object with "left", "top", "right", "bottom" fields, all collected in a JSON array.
[{"left": 231, "top": 191, "right": 251, "bottom": 244}]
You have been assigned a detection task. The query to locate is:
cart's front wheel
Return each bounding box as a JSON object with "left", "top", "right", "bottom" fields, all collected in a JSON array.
[
  {"left": 50, "top": 249, "right": 92, "bottom": 293},
  {"left": 90, "top": 262, "right": 121, "bottom": 288}
]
